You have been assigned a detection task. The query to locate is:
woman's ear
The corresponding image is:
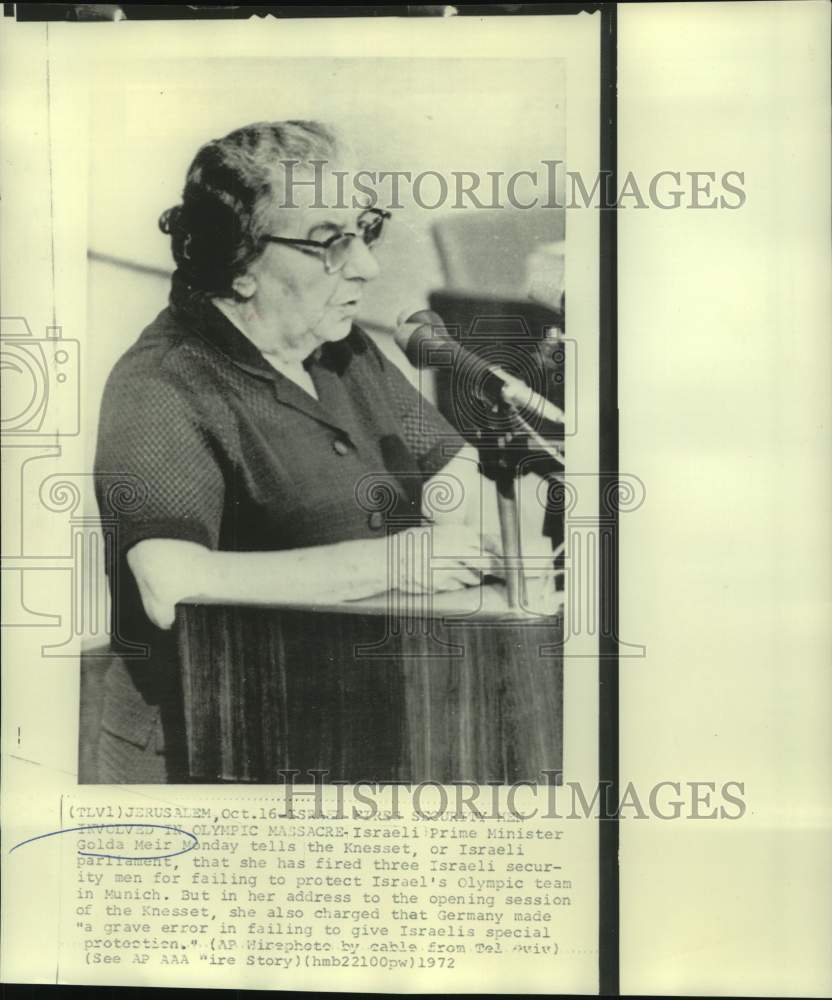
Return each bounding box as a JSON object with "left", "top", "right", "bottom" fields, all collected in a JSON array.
[{"left": 231, "top": 273, "right": 257, "bottom": 300}]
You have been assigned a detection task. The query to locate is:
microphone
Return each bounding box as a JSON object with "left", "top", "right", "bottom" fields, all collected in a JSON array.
[{"left": 394, "top": 309, "right": 566, "bottom": 428}]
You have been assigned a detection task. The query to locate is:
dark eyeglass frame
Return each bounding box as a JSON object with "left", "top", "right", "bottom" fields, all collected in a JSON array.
[{"left": 262, "top": 207, "right": 392, "bottom": 274}]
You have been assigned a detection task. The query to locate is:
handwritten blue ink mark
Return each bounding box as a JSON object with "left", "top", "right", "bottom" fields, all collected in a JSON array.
[{"left": 9, "top": 823, "right": 198, "bottom": 861}]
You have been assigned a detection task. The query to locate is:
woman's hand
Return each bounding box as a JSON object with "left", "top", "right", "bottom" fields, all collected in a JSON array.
[{"left": 391, "top": 523, "right": 501, "bottom": 594}]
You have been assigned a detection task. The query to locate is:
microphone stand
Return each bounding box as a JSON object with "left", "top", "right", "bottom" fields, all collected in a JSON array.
[{"left": 477, "top": 401, "right": 565, "bottom": 610}]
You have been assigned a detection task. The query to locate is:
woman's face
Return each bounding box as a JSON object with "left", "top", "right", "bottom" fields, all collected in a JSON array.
[{"left": 245, "top": 165, "right": 382, "bottom": 355}]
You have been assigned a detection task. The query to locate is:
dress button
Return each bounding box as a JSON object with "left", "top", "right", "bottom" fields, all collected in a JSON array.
[
  {"left": 368, "top": 511, "right": 386, "bottom": 531},
  {"left": 332, "top": 438, "right": 350, "bottom": 456}
]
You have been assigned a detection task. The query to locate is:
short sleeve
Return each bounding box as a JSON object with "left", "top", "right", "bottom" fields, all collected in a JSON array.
[
  {"left": 94, "top": 367, "right": 225, "bottom": 561},
  {"left": 361, "top": 332, "right": 466, "bottom": 479}
]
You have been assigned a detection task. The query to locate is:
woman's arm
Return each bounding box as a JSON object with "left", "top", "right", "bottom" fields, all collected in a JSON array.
[{"left": 127, "top": 523, "right": 491, "bottom": 631}]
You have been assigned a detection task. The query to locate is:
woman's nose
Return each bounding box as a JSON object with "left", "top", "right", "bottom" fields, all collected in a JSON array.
[{"left": 341, "top": 236, "right": 381, "bottom": 281}]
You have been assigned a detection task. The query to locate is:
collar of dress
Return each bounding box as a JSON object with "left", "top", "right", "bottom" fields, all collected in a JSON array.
[{"left": 167, "top": 271, "right": 362, "bottom": 436}]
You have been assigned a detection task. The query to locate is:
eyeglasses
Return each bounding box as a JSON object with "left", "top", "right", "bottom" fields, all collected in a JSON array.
[{"left": 263, "top": 208, "right": 391, "bottom": 274}]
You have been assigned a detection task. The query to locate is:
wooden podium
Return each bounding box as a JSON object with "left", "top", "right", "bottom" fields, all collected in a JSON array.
[{"left": 175, "top": 584, "right": 562, "bottom": 785}]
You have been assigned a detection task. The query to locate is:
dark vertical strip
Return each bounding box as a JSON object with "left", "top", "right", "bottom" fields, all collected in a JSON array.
[
  {"left": 598, "top": 2, "right": 619, "bottom": 997},
  {"left": 45, "top": 23, "right": 57, "bottom": 328}
]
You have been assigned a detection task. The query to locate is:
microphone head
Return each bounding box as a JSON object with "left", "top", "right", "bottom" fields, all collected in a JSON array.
[
  {"left": 396, "top": 308, "right": 442, "bottom": 328},
  {"left": 393, "top": 308, "right": 447, "bottom": 366}
]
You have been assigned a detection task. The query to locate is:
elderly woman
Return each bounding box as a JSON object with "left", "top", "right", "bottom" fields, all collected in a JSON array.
[{"left": 93, "top": 120, "right": 546, "bottom": 783}]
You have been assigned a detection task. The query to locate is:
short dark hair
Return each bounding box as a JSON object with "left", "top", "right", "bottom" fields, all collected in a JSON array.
[{"left": 159, "top": 120, "right": 340, "bottom": 298}]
